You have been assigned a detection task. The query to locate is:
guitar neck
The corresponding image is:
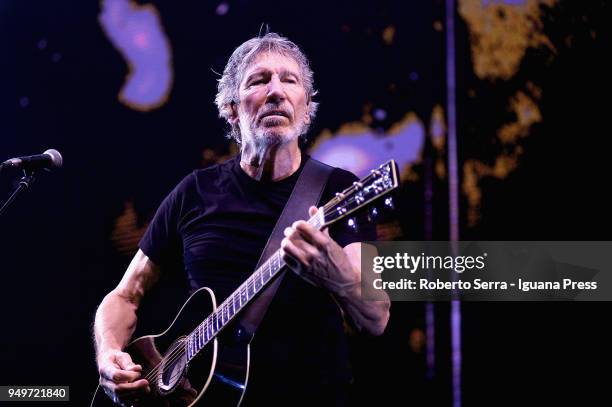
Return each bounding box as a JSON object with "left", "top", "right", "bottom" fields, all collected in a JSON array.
[{"left": 185, "top": 210, "right": 325, "bottom": 361}]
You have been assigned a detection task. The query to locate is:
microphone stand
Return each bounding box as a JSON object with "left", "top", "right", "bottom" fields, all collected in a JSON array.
[{"left": 0, "top": 168, "right": 37, "bottom": 218}]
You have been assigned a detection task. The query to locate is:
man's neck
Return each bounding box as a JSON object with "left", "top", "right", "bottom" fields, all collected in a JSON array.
[{"left": 239, "top": 141, "right": 301, "bottom": 182}]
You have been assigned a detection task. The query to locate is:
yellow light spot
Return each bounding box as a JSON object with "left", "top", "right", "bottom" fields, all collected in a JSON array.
[
  {"left": 383, "top": 25, "right": 396, "bottom": 45},
  {"left": 402, "top": 163, "right": 420, "bottom": 182},
  {"left": 463, "top": 87, "right": 542, "bottom": 225},
  {"left": 110, "top": 200, "right": 148, "bottom": 256},
  {"left": 458, "top": 0, "right": 557, "bottom": 80}
]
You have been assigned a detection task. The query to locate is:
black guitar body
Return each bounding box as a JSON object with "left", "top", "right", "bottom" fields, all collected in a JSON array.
[{"left": 92, "top": 287, "right": 251, "bottom": 406}]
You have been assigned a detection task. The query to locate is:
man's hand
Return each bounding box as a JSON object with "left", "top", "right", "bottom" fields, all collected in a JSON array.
[
  {"left": 98, "top": 349, "right": 150, "bottom": 406},
  {"left": 281, "top": 206, "right": 359, "bottom": 297}
]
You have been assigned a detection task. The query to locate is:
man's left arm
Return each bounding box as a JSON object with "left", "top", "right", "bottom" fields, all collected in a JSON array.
[{"left": 281, "top": 206, "right": 390, "bottom": 336}]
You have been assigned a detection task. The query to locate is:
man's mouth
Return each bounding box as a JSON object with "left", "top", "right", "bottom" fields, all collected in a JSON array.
[{"left": 260, "top": 110, "right": 290, "bottom": 121}]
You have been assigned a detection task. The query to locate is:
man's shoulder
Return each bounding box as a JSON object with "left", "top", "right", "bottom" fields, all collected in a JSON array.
[
  {"left": 172, "top": 156, "right": 238, "bottom": 195},
  {"left": 325, "top": 164, "right": 359, "bottom": 186},
  {"left": 192, "top": 156, "right": 237, "bottom": 178},
  {"left": 305, "top": 156, "right": 358, "bottom": 183},
  {"left": 311, "top": 160, "right": 360, "bottom": 205}
]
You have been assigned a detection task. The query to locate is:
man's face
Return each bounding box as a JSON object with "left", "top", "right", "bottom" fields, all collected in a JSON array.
[{"left": 233, "top": 52, "right": 310, "bottom": 147}]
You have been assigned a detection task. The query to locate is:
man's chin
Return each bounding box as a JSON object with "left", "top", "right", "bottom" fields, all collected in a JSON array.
[{"left": 256, "top": 129, "right": 297, "bottom": 145}]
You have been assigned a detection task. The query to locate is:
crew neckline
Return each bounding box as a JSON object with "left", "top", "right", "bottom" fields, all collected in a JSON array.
[{"left": 233, "top": 151, "right": 309, "bottom": 185}]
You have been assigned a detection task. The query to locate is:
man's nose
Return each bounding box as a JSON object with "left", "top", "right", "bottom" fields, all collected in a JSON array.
[{"left": 266, "top": 75, "right": 285, "bottom": 102}]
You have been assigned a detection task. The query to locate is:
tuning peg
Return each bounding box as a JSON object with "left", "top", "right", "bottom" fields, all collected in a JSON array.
[
  {"left": 347, "top": 217, "right": 358, "bottom": 232},
  {"left": 367, "top": 207, "right": 378, "bottom": 222},
  {"left": 384, "top": 197, "right": 394, "bottom": 209}
]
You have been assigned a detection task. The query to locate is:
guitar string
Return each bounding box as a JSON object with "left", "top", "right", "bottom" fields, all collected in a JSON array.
[{"left": 137, "top": 180, "right": 384, "bottom": 387}]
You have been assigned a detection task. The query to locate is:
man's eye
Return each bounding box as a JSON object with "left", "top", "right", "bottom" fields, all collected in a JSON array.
[
  {"left": 284, "top": 78, "right": 297, "bottom": 84},
  {"left": 249, "top": 79, "right": 264, "bottom": 86}
]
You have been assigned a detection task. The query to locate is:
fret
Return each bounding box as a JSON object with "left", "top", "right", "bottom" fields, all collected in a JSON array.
[
  {"left": 268, "top": 254, "right": 275, "bottom": 276},
  {"left": 240, "top": 285, "right": 247, "bottom": 304},
  {"left": 271, "top": 251, "right": 279, "bottom": 275},
  {"left": 247, "top": 279, "right": 254, "bottom": 298},
  {"left": 254, "top": 271, "right": 262, "bottom": 291},
  {"left": 274, "top": 251, "right": 281, "bottom": 272},
  {"left": 229, "top": 298, "right": 235, "bottom": 318}
]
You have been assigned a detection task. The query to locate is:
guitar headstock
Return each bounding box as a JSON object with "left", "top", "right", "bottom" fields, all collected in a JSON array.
[{"left": 319, "top": 160, "right": 400, "bottom": 228}]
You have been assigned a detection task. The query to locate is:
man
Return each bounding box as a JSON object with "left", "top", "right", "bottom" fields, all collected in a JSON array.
[{"left": 94, "top": 32, "right": 390, "bottom": 406}]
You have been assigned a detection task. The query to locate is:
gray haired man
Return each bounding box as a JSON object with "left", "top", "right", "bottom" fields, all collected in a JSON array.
[{"left": 94, "top": 33, "right": 389, "bottom": 406}]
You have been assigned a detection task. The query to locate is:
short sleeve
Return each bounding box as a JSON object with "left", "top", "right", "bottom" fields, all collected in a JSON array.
[{"left": 139, "top": 174, "right": 192, "bottom": 266}]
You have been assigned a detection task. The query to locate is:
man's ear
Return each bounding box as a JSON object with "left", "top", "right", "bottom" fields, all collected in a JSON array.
[
  {"left": 228, "top": 102, "right": 239, "bottom": 126},
  {"left": 304, "top": 98, "right": 311, "bottom": 124}
]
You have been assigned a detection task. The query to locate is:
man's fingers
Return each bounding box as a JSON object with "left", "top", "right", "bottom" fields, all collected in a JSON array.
[
  {"left": 101, "top": 378, "right": 150, "bottom": 407},
  {"left": 115, "top": 352, "right": 141, "bottom": 371},
  {"left": 293, "top": 221, "right": 329, "bottom": 247},
  {"left": 291, "top": 238, "right": 319, "bottom": 263},
  {"left": 281, "top": 239, "right": 308, "bottom": 268},
  {"left": 101, "top": 365, "right": 142, "bottom": 383},
  {"left": 113, "top": 379, "right": 150, "bottom": 396}
]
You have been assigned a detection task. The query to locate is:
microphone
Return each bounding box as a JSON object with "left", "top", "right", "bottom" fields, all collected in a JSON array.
[{"left": 1, "top": 149, "right": 63, "bottom": 171}]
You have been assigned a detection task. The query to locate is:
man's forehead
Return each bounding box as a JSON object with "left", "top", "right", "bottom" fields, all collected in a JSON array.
[{"left": 243, "top": 52, "right": 301, "bottom": 77}]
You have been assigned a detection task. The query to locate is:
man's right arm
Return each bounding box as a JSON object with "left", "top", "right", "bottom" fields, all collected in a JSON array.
[{"left": 93, "top": 249, "right": 160, "bottom": 403}]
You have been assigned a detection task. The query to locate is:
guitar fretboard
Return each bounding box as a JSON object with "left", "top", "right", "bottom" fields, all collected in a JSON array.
[{"left": 185, "top": 212, "right": 324, "bottom": 361}]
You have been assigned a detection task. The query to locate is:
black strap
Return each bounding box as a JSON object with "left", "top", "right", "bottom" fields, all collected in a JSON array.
[{"left": 239, "top": 158, "right": 333, "bottom": 335}]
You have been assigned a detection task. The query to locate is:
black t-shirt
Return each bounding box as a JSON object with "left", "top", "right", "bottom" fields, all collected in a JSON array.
[{"left": 139, "top": 153, "right": 375, "bottom": 404}]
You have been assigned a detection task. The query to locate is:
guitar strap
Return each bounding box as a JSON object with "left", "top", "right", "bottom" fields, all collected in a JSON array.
[{"left": 239, "top": 157, "right": 334, "bottom": 336}]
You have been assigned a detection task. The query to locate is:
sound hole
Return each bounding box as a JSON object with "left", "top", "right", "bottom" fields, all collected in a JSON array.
[{"left": 157, "top": 338, "right": 188, "bottom": 395}]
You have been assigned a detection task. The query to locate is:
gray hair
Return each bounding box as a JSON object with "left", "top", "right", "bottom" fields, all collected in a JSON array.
[{"left": 215, "top": 32, "right": 319, "bottom": 144}]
